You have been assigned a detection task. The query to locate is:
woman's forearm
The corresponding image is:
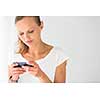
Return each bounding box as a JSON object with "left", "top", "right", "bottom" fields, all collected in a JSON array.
[{"left": 38, "top": 72, "right": 52, "bottom": 83}]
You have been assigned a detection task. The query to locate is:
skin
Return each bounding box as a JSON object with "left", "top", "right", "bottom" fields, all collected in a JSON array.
[{"left": 8, "top": 17, "right": 67, "bottom": 83}]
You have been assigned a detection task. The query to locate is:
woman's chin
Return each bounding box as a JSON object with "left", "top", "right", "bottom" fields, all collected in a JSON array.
[
  {"left": 24, "top": 43, "right": 32, "bottom": 48},
  {"left": 26, "top": 43, "right": 32, "bottom": 47}
]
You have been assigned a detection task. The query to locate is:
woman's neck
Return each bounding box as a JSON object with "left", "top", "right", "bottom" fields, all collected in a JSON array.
[
  {"left": 28, "top": 41, "right": 49, "bottom": 56},
  {"left": 23, "top": 41, "right": 53, "bottom": 61}
]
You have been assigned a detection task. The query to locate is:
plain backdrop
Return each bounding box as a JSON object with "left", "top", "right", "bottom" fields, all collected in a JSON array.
[{"left": 0, "top": 16, "right": 100, "bottom": 82}]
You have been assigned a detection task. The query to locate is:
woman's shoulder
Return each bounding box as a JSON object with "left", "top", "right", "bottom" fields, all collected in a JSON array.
[{"left": 53, "top": 46, "right": 69, "bottom": 66}]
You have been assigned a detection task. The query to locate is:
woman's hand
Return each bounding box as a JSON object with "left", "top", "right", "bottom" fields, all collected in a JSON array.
[
  {"left": 8, "top": 63, "right": 25, "bottom": 82},
  {"left": 23, "top": 61, "right": 44, "bottom": 77},
  {"left": 23, "top": 61, "right": 52, "bottom": 83}
]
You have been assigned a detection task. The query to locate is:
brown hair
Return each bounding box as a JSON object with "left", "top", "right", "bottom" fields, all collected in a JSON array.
[{"left": 15, "top": 16, "right": 41, "bottom": 55}]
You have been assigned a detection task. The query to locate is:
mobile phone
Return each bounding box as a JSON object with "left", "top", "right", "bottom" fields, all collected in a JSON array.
[{"left": 13, "top": 62, "right": 33, "bottom": 68}]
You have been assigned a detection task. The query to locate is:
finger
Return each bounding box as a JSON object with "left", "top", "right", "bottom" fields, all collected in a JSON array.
[
  {"left": 22, "top": 65, "right": 36, "bottom": 70},
  {"left": 12, "top": 74, "right": 19, "bottom": 80},
  {"left": 12, "top": 71, "right": 25, "bottom": 75},
  {"left": 28, "top": 61, "right": 38, "bottom": 67},
  {"left": 12, "top": 68, "right": 25, "bottom": 71},
  {"left": 25, "top": 66, "right": 37, "bottom": 71},
  {"left": 28, "top": 67, "right": 39, "bottom": 73},
  {"left": 11, "top": 63, "right": 18, "bottom": 68},
  {"left": 12, "top": 69, "right": 25, "bottom": 73},
  {"left": 13, "top": 69, "right": 25, "bottom": 72},
  {"left": 22, "top": 67, "right": 33, "bottom": 72}
]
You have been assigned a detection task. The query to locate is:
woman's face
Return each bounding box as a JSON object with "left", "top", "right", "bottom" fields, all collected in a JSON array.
[{"left": 16, "top": 17, "right": 43, "bottom": 47}]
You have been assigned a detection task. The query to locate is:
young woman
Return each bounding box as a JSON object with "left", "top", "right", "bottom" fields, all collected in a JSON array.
[{"left": 8, "top": 16, "right": 68, "bottom": 83}]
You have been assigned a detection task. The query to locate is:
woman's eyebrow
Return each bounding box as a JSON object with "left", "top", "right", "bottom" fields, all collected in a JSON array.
[{"left": 27, "top": 27, "right": 34, "bottom": 32}]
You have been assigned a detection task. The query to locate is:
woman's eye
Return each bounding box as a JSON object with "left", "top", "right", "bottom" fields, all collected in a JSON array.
[
  {"left": 19, "top": 32, "right": 24, "bottom": 36},
  {"left": 29, "top": 30, "right": 34, "bottom": 33}
]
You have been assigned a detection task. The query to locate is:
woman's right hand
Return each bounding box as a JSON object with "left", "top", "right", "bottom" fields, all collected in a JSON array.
[{"left": 8, "top": 63, "right": 25, "bottom": 82}]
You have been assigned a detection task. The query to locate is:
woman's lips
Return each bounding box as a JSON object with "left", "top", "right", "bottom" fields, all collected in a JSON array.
[{"left": 26, "top": 40, "right": 33, "bottom": 44}]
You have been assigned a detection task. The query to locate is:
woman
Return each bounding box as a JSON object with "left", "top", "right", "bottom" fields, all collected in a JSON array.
[{"left": 8, "top": 16, "right": 68, "bottom": 83}]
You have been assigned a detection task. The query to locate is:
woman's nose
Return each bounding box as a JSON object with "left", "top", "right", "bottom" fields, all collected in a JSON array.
[{"left": 24, "top": 33, "right": 30, "bottom": 40}]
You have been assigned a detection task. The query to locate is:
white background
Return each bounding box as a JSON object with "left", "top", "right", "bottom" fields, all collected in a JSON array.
[{"left": 0, "top": 16, "right": 100, "bottom": 83}]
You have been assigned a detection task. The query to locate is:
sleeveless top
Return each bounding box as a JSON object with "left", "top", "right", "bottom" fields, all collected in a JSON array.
[{"left": 8, "top": 46, "right": 69, "bottom": 83}]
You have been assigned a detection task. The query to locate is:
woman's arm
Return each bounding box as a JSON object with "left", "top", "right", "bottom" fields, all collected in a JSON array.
[
  {"left": 25, "top": 61, "right": 53, "bottom": 83},
  {"left": 38, "top": 71, "right": 52, "bottom": 83},
  {"left": 54, "top": 60, "right": 67, "bottom": 83}
]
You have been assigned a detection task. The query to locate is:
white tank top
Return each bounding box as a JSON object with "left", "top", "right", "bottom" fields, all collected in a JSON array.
[{"left": 8, "top": 46, "right": 69, "bottom": 83}]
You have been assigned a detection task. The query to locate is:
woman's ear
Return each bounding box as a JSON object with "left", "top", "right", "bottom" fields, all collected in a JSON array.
[{"left": 40, "top": 21, "right": 44, "bottom": 29}]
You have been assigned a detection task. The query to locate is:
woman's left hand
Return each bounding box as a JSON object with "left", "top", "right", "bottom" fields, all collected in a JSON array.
[{"left": 23, "top": 61, "right": 44, "bottom": 78}]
